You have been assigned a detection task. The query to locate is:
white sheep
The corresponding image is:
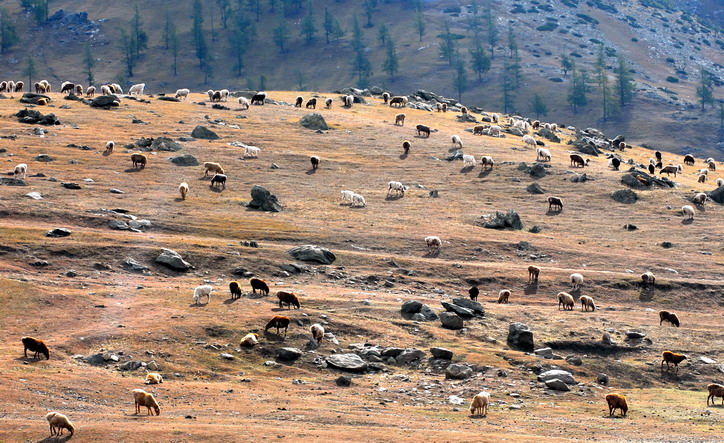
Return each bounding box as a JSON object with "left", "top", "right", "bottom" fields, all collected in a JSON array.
[
  {"left": 244, "top": 146, "right": 261, "bottom": 158},
  {"left": 193, "top": 285, "right": 213, "bottom": 304},
  {"left": 523, "top": 135, "right": 537, "bottom": 149},
  {"left": 100, "top": 85, "right": 112, "bottom": 95},
  {"left": 692, "top": 192, "right": 707, "bottom": 205},
  {"left": 310, "top": 323, "right": 325, "bottom": 343},
  {"left": 341, "top": 190, "right": 355, "bottom": 203},
  {"left": 425, "top": 235, "right": 442, "bottom": 252},
  {"left": 175, "top": 88, "right": 190, "bottom": 100},
  {"left": 489, "top": 125, "right": 501, "bottom": 137},
  {"left": 46, "top": 412, "right": 74, "bottom": 437},
  {"left": 536, "top": 147, "right": 551, "bottom": 161},
  {"left": 104, "top": 141, "right": 115, "bottom": 155},
  {"left": 580, "top": 295, "right": 596, "bottom": 312},
  {"left": 352, "top": 193, "right": 366, "bottom": 207},
  {"left": 387, "top": 181, "right": 407, "bottom": 197},
  {"left": 491, "top": 113, "right": 499, "bottom": 123},
  {"left": 207, "top": 89, "right": 215, "bottom": 101},
  {"left": 557, "top": 292, "right": 575, "bottom": 310},
  {"left": 240, "top": 332, "right": 260, "bottom": 347},
  {"left": 514, "top": 120, "right": 529, "bottom": 132},
  {"left": 451, "top": 135, "right": 463, "bottom": 149},
  {"left": 111, "top": 83, "right": 123, "bottom": 94},
  {"left": 716, "top": 178, "right": 724, "bottom": 187},
  {"left": 145, "top": 373, "right": 163, "bottom": 384},
  {"left": 13, "top": 163, "right": 27, "bottom": 179},
  {"left": 549, "top": 123, "right": 558, "bottom": 132},
  {"left": 480, "top": 156, "right": 494, "bottom": 170},
  {"left": 129, "top": 83, "right": 145, "bottom": 96},
  {"left": 463, "top": 154, "right": 477, "bottom": 168},
  {"left": 682, "top": 205, "right": 695, "bottom": 220},
  {"left": 238, "top": 96, "right": 250, "bottom": 109},
  {"left": 570, "top": 273, "right": 584, "bottom": 291},
  {"left": 179, "top": 182, "right": 189, "bottom": 200},
  {"left": 469, "top": 391, "right": 490, "bottom": 416},
  {"left": 219, "top": 89, "right": 230, "bottom": 101},
  {"left": 344, "top": 95, "right": 353, "bottom": 107}
]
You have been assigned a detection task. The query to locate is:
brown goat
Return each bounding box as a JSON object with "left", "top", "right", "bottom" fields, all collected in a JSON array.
[
  {"left": 661, "top": 351, "right": 687, "bottom": 373},
  {"left": 659, "top": 310, "right": 680, "bottom": 327},
  {"left": 395, "top": 113, "right": 406, "bottom": 126},
  {"left": 276, "top": 291, "right": 301, "bottom": 309},
  {"left": 497, "top": 289, "right": 510, "bottom": 304},
  {"left": 229, "top": 281, "right": 242, "bottom": 299},
  {"left": 22, "top": 336, "right": 50, "bottom": 360},
  {"left": 131, "top": 153, "right": 147, "bottom": 169},
  {"left": 250, "top": 278, "right": 269, "bottom": 295},
  {"left": 133, "top": 389, "right": 160, "bottom": 415},
  {"left": 707, "top": 383, "right": 724, "bottom": 406},
  {"left": 605, "top": 393, "right": 628, "bottom": 417},
  {"left": 265, "top": 315, "right": 291, "bottom": 335},
  {"left": 528, "top": 265, "right": 541, "bottom": 283},
  {"left": 416, "top": 124, "right": 431, "bottom": 137},
  {"left": 305, "top": 98, "right": 317, "bottom": 109}
]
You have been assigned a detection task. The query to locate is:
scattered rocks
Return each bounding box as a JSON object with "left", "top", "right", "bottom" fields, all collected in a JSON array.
[
  {"left": 15, "top": 109, "right": 61, "bottom": 125},
  {"left": 707, "top": 185, "right": 724, "bottom": 204},
  {"left": 570, "top": 173, "right": 590, "bottom": 183},
  {"left": 170, "top": 154, "right": 199, "bottom": 166},
  {"left": 440, "top": 312, "right": 464, "bottom": 330},
  {"left": 538, "top": 128, "right": 561, "bottom": 143},
  {"left": 401, "top": 300, "right": 423, "bottom": 314},
  {"left": 150, "top": 137, "right": 183, "bottom": 152},
  {"left": 430, "top": 347, "right": 454, "bottom": 360},
  {"left": 621, "top": 170, "right": 675, "bottom": 189},
  {"left": 157, "top": 96, "right": 180, "bottom": 102},
  {"left": 566, "top": 355, "right": 583, "bottom": 366},
  {"left": 482, "top": 210, "right": 523, "bottom": 230},
  {"left": 288, "top": 245, "right": 335, "bottom": 264},
  {"left": 277, "top": 348, "right": 303, "bottom": 362},
  {"left": 191, "top": 125, "right": 220, "bottom": 140},
  {"left": 396, "top": 348, "right": 426, "bottom": 365},
  {"left": 0, "top": 177, "right": 27, "bottom": 186},
  {"left": 508, "top": 323, "right": 534, "bottom": 352},
  {"left": 700, "top": 356, "right": 717, "bottom": 364},
  {"left": 119, "top": 360, "right": 143, "bottom": 371},
  {"left": 299, "top": 113, "right": 329, "bottom": 130},
  {"left": 156, "top": 248, "right": 193, "bottom": 271},
  {"left": 611, "top": 189, "right": 638, "bottom": 204},
  {"left": 123, "top": 258, "right": 150, "bottom": 273},
  {"left": 534, "top": 347, "right": 554, "bottom": 358},
  {"left": 326, "top": 354, "right": 368, "bottom": 372},
  {"left": 248, "top": 185, "right": 283, "bottom": 212},
  {"left": 45, "top": 228, "right": 71, "bottom": 238},
  {"left": 445, "top": 364, "right": 473, "bottom": 380},
  {"left": 538, "top": 369, "right": 576, "bottom": 384}
]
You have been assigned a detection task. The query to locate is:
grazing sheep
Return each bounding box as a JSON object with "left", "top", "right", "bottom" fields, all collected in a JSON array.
[
  {"left": 110, "top": 83, "right": 123, "bottom": 94},
  {"left": 22, "top": 336, "right": 49, "bottom": 360},
  {"left": 310, "top": 323, "right": 325, "bottom": 343},
  {"left": 536, "top": 147, "right": 551, "bottom": 161},
  {"left": 514, "top": 120, "right": 530, "bottom": 132},
  {"left": 206, "top": 89, "right": 215, "bottom": 101},
  {"left": 204, "top": 162, "right": 224, "bottom": 176},
  {"left": 244, "top": 146, "right": 261, "bottom": 158},
  {"left": 570, "top": 154, "right": 589, "bottom": 168},
  {"left": 436, "top": 103, "right": 442, "bottom": 112},
  {"left": 707, "top": 383, "right": 724, "bottom": 406},
  {"left": 352, "top": 193, "right": 366, "bottom": 207},
  {"left": 60, "top": 82, "right": 75, "bottom": 94},
  {"left": 557, "top": 292, "right": 575, "bottom": 310},
  {"left": 497, "top": 289, "right": 511, "bottom": 304},
  {"left": 528, "top": 265, "right": 541, "bottom": 282},
  {"left": 580, "top": 295, "right": 596, "bottom": 312},
  {"left": 492, "top": 113, "right": 499, "bottom": 123},
  {"left": 641, "top": 272, "right": 656, "bottom": 285},
  {"left": 101, "top": 85, "right": 112, "bottom": 95},
  {"left": 382, "top": 92, "right": 390, "bottom": 103},
  {"left": 648, "top": 164, "right": 655, "bottom": 174},
  {"left": 13, "top": 81, "right": 23, "bottom": 92},
  {"left": 250, "top": 278, "right": 270, "bottom": 295},
  {"left": 251, "top": 92, "right": 267, "bottom": 105},
  {"left": 416, "top": 124, "right": 431, "bottom": 137},
  {"left": 684, "top": 154, "right": 695, "bottom": 166},
  {"left": 655, "top": 160, "right": 663, "bottom": 169},
  {"left": 395, "top": 113, "right": 406, "bottom": 126},
  {"left": 655, "top": 150, "right": 662, "bottom": 161},
  {"left": 480, "top": 156, "right": 495, "bottom": 170},
  {"left": 104, "top": 141, "right": 115, "bottom": 155},
  {"left": 659, "top": 310, "right": 680, "bottom": 327},
  {"left": 343, "top": 95, "right": 354, "bottom": 107},
  {"left": 276, "top": 291, "right": 301, "bottom": 309},
  {"left": 229, "top": 281, "right": 242, "bottom": 299},
  {"left": 211, "top": 173, "right": 227, "bottom": 189},
  {"left": 609, "top": 157, "right": 621, "bottom": 170},
  {"left": 46, "top": 412, "right": 74, "bottom": 437},
  {"left": 661, "top": 351, "right": 687, "bottom": 373},
  {"left": 425, "top": 235, "right": 442, "bottom": 252},
  {"left": 219, "top": 89, "right": 230, "bottom": 101},
  {"left": 606, "top": 393, "right": 628, "bottom": 417},
  {"left": 451, "top": 135, "right": 463, "bottom": 149},
  {"left": 532, "top": 120, "right": 540, "bottom": 130},
  {"left": 488, "top": 125, "right": 501, "bottom": 137},
  {"left": 708, "top": 161, "right": 716, "bottom": 171},
  {"left": 295, "top": 96, "right": 303, "bottom": 107},
  {"left": 706, "top": 157, "right": 715, "bottom": 164},
  {"left": 178, "top": 182, "right": 189, "bottom": 200},
  {"left": 306, "top": 98, "right": 317, "bottom": 109},
  {"left": 547, "top": 196, "right": 563, "bottom": 211},
  {"left": 618, "top": 140, "right": 628, "bottom": 150},
  {"left": 310, "top": 156, "right": 320, "bottom": 170},
  {"left": 473, "top": 125, "right": 486, "bottom": 135},
  {"left": 212, "top": 90, "right": 222, "bottom": 102},
  {"left": 238, "top": 96, "right": 250, "bottom": 109},
  {"left": 441, "top": 103, "right": 448, "bottom": 112},
  {"left": 133, "top": 389, "right": 160, "bottom": 415},
  {"left": 240, "top": 332, "right": 260, "bottom": 348},
  {"left": 131, "top": 153, "right": 147, "bottom": 169},
  {"left": 523, "top": 135, "right": 537, "bottom": 149},
  {"left": 13, "top": 163, "right": 27, "bottom": 179},
  {"left": 698, "top": 168, "right": 709, "bottom": 177},
  {"left": 570, "top": 273, "right": 584, "bottom": 291},
  {"left": 39, "top": 79, "right": 50, "bottom": 91},
  {"left": 682, "top": 205, "right": 695, "bottom": 220},
  {"left": 717, "top": 178, "right": 724, "bottom": 187},
  {"left": 402, "top": 140, "right": 411, "bottom": 155},
  {"left": 325, "top": 98, "right": 333, "bottom": 109},
  {"left": 129, "top": 83, "right": 145, "bottom": 96},
  {"left": 469, "top": 286, "right": 479, "bottom": 301},
  {"left": 341, "top": 190, "right": 355, "bottom": 203},
  {"left": 175, "top": 88, "right": 190, "bottom": 100},
  {"left": 193, "top": 285, "right": 213, "bottom": 304},
  {"left": 469, "top": 392, "right": 490, "bottom": 417},
  {"left": 6, "top": 81, "right": 15, "bottom": 92},
  {"left": 692, "top": 192, "right": 708, "bottom": 205},
  {"left": 387, "top": 181, "right": 407, "bottom": 197},
  {"left": 462, "top": 154, "right": 476, "bottom": 168},
  {"left": 698, "top": 174, "right": 707, "bottom": 183},
  {"left": 265, "top": 315, "right": 291, "bottom": 336},
  {"left": 145, "top": 373, "right": 163, "bottom": 384},
  {"left": 0, "top": 81, "right": 8, "bottom": 92},
  {"left": 660, "top": 164, "right": 681, "bottom": 177},
  {"left": 389, "top": 96, "right": 408, "bottom": 107}
]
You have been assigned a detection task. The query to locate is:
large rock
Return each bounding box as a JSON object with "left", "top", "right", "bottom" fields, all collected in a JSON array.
[
  {"left": 288, "top": 245, "right": 335, "bottom": 264},
  {"left": 191, "top": 125, "right": 220, "bottom": 140},
  {"left": 170, "top": 154, "right": 199, "bottom": 166},
  {"left": 430, "top": 347, "right": 454, "bottom": 360},
  {"left": 277, "top": 347, "right": 303, "bottom": 362},
  {"left": 326, "top": 353, "right": 368, "bottom": 372},
  {"left": 508, "top": 322, "right": 534, "bottom": 352},
  {"left": 418, "top": 304, "right": 438, "bottom": 321},
  {"left": 151, "top": 137, "right": 183, "bottom": 152},
  {"left": 538, "top": 128, "right": 561, "bottom": 143},
  {"left": 445, "top": 363, "right": 473, "bottom": 379},
  {"left": 452, "top": 298, "right": 485, "bottom": 315},
  {"left": 396, "top": 348, "right": 425, "bottom": 365},
  {"left": 482, "top": 210, "right": 523, "bottom": 230},
  {"left": 708, "top": 185, "right": 724, "bottom": 204},
  {"left": 401, "top": 300, "right": 423, "bottom": 314},
  {"left": 15, "top": 109, "right": 61, "bottom": 125},
  {"left": 123, "top": 258, "right": 150, "bottom": 273},
  {"left": 611, "top": 189, "right": 638, "bottom": 204},
  {"left": 441, "top": 301, "right": 475, "bottom": 318},
  {"left": 248, "top": 185, "right": 283, "bottom": 212},
  {"left": 299, "top": 113, "right": 329, "bottom": 130},
  {"left": 527, "top": 183, "right": 545, "bottom": 194},
  {"left": 545, "top": 378, "right": 571, "bottom": 391},
  {"left": 157, "top": 96, "right": 180, "bottom": 102},
  {"left": 538, "top": 369, "right": 576, "bottom": 384},
  {"left": 46, "top": 228, "right": 71, "bottom": 237},
  {"left": 529, "top": 163, "right": 547, "bottom": 178},
  {"left": 440, "top": 312, "right": 464, "bottom": 330},
  {"left": 19, "top": 93, "right": 51, "bottom": 105},
  {"left": 90, "top": 95, "right": 121, "bottom": 108},
  {"left": 578, "top": 144, "right": 601, "bottom": 156},
  {"left": 621, "top": 170, "right": 675, "bottom": 189},
  {"left": 156, "top": 248, "right": 192, "bottom": 271}
]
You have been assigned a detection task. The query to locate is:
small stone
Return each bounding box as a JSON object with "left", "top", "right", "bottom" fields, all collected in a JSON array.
[
  {"left": 65, "top": 270, "right": 77, "bottom": 277},
  {"left": 430, "top": 347, "right": 454, "bottom": 360},
  {"left": 534, "top": 347, "right": 554, "bottom": 358},
  {"left": 445, "top": 364, "right": 473, "bottom": 380},
  {"left": 25, "top": 192, "right": 42, "bottom": 200},
  {"left": 220, "top": 353, "right": 235, "bottom": 360},
  {"left": 597, "top": 373, "right": 609, "bottom": 385},
  {"left": 566, "top": 355, "right": 583, "bottom": 366},
  {"left": 110, "top": 189, "right": 125, "bottom": 194},
  {"left": 46, "top": 228, "right": 71, "bottom": 237},
  {"left": 277, "top": 348, "right": 303, "bottom": 362},
  {"left": 336, "top": 376, "right": 352, "bottom": 387}
]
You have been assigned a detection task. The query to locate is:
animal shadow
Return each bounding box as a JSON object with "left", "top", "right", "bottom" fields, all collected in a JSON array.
[
  {"left": 223, "top": 298, "right": 239, "bottom": 305},
  {"left": 681, "top": 218, "right": 693, "bottom": 225},
  {"left": 524, "top": 282, "right": 539, "bottom": 295},
  {"left": 459, "top": 166, "right": 475, "bottom": 173},
  {"left": 124, "top": 168, "right": 143, "bottom": 173},
  {"left": 37, "top": 436, "right": 72, "bottom": 443},
  {"left": 478, "top": 169, "right": 492, "bottom": 178},
  {"left": 545, "top": 209, "right": 562, "bottom": 216},
  {"left": 102, "top": 151, "right": 112, "bottom": 157},
  {"left": 209, "top": 185, "right": 224, "bottom": 193},
  {"left": 399, "top": 153, "right": 408, "bottom": 160},
  {"left": 174, "top": 197, "right": 185, "bottom": 202},
  {"left": 424, "top": 250, "right": 441, "bottom": 258},
  {"left": 306, "top": 168, "right": 317, "bottom": 175},
  {"left": 385, "top": 195, "right": 403, "bottom": 201}
]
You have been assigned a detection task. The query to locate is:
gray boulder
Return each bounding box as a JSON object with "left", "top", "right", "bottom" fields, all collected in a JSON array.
[
  {"left": 430, "top": 347, "right": 454, "bottom": 360},
  {"left": 170, "top": 154, "right": 199, "bottom": 166},
  {"left": 20, "top": 93, "right": 51, "bottom": 105},
  {"left": 248, "top": 185, "right": 283, "bottom": 212},
  {"left": 108, "top": 220, "right": 130, "bottom": 230},
  {"left": 401, "top": 300, "right": 423, "bottom": 314},
  {"left": 545, "top": 378, "right": 571, "bottom": 391},
  {"left": 90, "top": 95, "right": 120, "bottom": 108},
  {"left": 46, "top": 228, "right": 71, "bottom": 237},
  {"left": 299, "top": 113, "right": 329, "bottom": 130},
  {"left": 578, "top": 144, "right": 601, "bottom": 156},
  {"left": 441, "top": 301, "right": 475, "bottom": 318},
  {"left": 418, "top": 305, "right": 438, "bottom": 321},
  {"left": 440, "top": 312, "right": 464, "bottom": 330},
  {"left": 396, "top": 348, "right": 425, "bottom": 365},
  {"left": 123, "top": 258, "right": 149, "bottom": 273},
  {"left": 447, "top": 149, "right": 464, "bottom": 161},
  {"left": 708, "top": 185, "right": 724, "bottom": 204},
  {"left": 625, "top": 331, "right": 646, "bottom": 339},
  {"left": 621, "top": 170, "right": 675, "bottom": 189},
  {"left": 119, "top": 360, "right": 143, "bottom": 371},
  {"left": 529, "top": 163, "right": 547, "bottom": 178},
  {"left": 277, "top": 347, "right": 303, "bottom": 362},
  {"left": 527, "top": 183, "right": 545, "bottom": 194},
  {"left": 157, "top": 96, "right": 180, "bottom": 102},
  {"left": 508, "top": 322, "right": 534, "bottom": 352},
  {"left": 0, "top": 177, "right": 27, "bottom": 186},
  {"left": 482, "top": 210, "right": 523, "bottom": 230},
  {"left": 336, "top": 376, "right": 352, "bottom": 387},
  {"left": 538, "top": 128, "right": 561, "bottom": 143},
  {"left": 191, "top": 125, "right": 220, "bottom": 140},
  {"left": 445, "top": 363, "right": 473, "bottom": 379},
  {"left": 566, "top": 355, "right": 583, "bottom": 366},
  {"left": 156, "top": 248, "right": 192, "bottom": 271},
  {"left": 452, "top": 298, "right": 485, "bottom": 315},
  {"left": 151, "top": 136, "right": 183, "bottom": 152},
  {"left": 288, "top": 245, "right": 336, "bottom": 264},
  {"left": 538, "top": 369, "right": 576, "bottom": 384},
  {"left": 326, "top": 354, "right": 368, "bottom": 372},
  {"left": 611, "top": 189, "right": 638, "bottom": 204}
]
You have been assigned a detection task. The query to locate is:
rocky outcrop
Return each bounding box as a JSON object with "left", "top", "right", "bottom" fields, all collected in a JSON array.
[{"left": 248, "top": 185, "right": 283, "bottom": 212}]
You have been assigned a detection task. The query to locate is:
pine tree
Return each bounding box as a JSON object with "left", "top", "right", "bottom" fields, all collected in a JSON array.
[
  {"left": 120, "top": 30, "right": 136, "bottom": 76},
  {"left": 83, "top": 45, "right": 95, "bottom": 85},
  {"left": 300, "top": 2, "right": 316, "bottom": 44},
  {"left": 594, "top": 44, "right": 617, "bottom": 120},
  {"left": 507, "top": 26, "right": 522, "bottom": 88},
  {"left": 502, "top": 59, "right": 516, "bottom": 114},
  {"left": 468, "top": 37, "right": 490, "bottom": 80},
  {"left": 377, "top": 23, "right": 389, "bottom": 46},
  {"left": 23, "top": 56, "right": 36, "bottom": 89},
  {"left": 351, "top": 16, "right": 372, "bottom": 87},
  {"left": 363, "top": 0, "right": 375, "bottom": 27},
  {"left": 467, "top": 0, "right": 482, "bottom": 38},
  {"left": 229, "top": 10, "right": 251, "bottom": 76},
  {"left": 560, "top": 54, "right": 573, "bottom": 77},
  {"left": 530, "top": 93, "right": 548, "bottom": 118},
  {"left": 171, "top": 24, "right": 178, "bottom": 76},
  {"left": 382, "top": 38, "right": 399, "bottom": 80},
  {"left": 132, "top": 4, "right": 148, "bottom": 58},
  {"left": 203, "top": 50, "right": 215, "bottom": 83},
  {"left": 485, "top": 6, "right": 497, "bottom": 58},
  {"left": 217, "top": 0, "right": 231, "bottom": 29},
  {"left": 259, "top": 74, "right": 267, "bottom": 90},
  {"left": 415, "top": 7, "right": 425, "bottom": 42},
  {"left": 163, "top": 8, "right": 171, "bottom": 49},
  {"left": 331, "top": 17, "right": 345, "bottom": 42},
  {"left": 453, "top": 59, "right": 468, "bottom": 101},
  {"left": 438, "top": 21, "right": 458, "bottom": 65},
  {"left": 273, "top": 14, "right": 290, "bottom": 52},
  {"left": 568, "top": 66, "right": 590, "bottom": 112},
  {"left": 192, "top": 0, "right": 209, "bottom": 68},
  {"left": 323, "top": 7, "right": 333, "bottom": 44},
  {"left": 0, "top": 8, "right": 19, "bottom": 54},
  {"left": 614, "top": 55, "right": 634, "bottom": 107},
  {"left": 696, "top": 66, "right": 714, "bottom": 112}
]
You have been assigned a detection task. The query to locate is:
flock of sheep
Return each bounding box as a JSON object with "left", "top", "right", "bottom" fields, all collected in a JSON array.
[{"left": 10, "top": 80, "right": 723, "bottom": 436}]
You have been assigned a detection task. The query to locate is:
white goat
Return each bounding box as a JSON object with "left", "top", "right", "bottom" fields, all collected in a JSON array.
[
  {"left": 463, "top": 154, "right": 477, "bottom": 168},
  {"left": 387, "top": 181, "right": 407, "bottom": 197},
  {"left": 128, "top": 83, "right": 145, "bottom": 96},
  {"left": 244, "top": 146, "right": 261, "bottom": 158},
  {"left": 14, "top": 163, "right": 27, "bottom": 179},
  {"left": 523, "top": 135, "right": 537, "bottom": 149},
  {"left": 193, "top": 285, "right": 213, "bottom": 304},
  {"left": 341, "top": 190, "right": 355, "bottom": 203},
  {"left": 536, "top": 147, "right": 551, "bottom": 161},
  {"left": 425, "top": 236, "right": 442, "bottom": 252},
  {"left": 451, "top": 135, "right": 463, "bottom": 149},
  {"left": 175, "top": 88, "right": 190, "bottom": 100},
  {"left": 352, "top": 193, "right": 366, "bottom": 207},
  {"left": 682, "top": 205, "right": 695, "bottom": 220}
]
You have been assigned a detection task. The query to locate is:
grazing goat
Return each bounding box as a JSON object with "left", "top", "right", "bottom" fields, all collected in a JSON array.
[
  {"left": 570, "top": 154, "right": 589, "bottom": 167},
  {"left": 659, "top": 310, "right": 680, "bottom": 327},
  {"left": 389, "top": 96, "right": 408, "bottom": 107},
  {"left": 179, "top": 182, "right": 189, "bottom": 200},
  {"left": 325, "top": 98, "right": 333, "bottom": 109},
  {"left": 306, "top": 98, "right": 317, "bottom": 109},
  {"left": 104, "top": 141, "right": 115, "bottom": 155},
  {"left": 547, "top": 196, "right": 563, "bottom": 211},
  {"left": 251, "top": 92, "right": 267, "bottom": 105},
  {"left": 660, "top": 165, "right": 681, "bottom": 177},
  {"left": 46, "top": 412, "right": 74, "bottom": 437},
  {"left": 462, "top": 154, "right": 476, "bottom": 168},
  {"left": 692, "top": 193, "right": 707, "bottom": 205},
  {"left": 580, "top": 295, "right": 596, "bottom": 312},
  {"left": 416, "top": 124, "right": 431, "bottom": 137},
  {"left": 641, "top": 271, "right": 655, "bottom": 285},
  {"left": 707, "top": 384, "right": 724, "bottom": 406},
  {"left": 343, "top": 95, "right": 354, "bottom": 107},
  {"left": 682, "top": 205, "right": 695, "bottom": 220},
  {"left": 610, "top": 157, "right": 621, "bottom": 171},
  {"left": 441, "top": 103, "right": 448, "bottom": 112},
  {"left": 469, "top": 286, "right": 479, "bottom": 301},
  {"left": 250, "top": 278, "right": 270, "bottom": 295},
  {"left": 708, "top": 161, "right": 716, "bottom": 171},
  {"left": 570, "top": 273, "right": 584, "bottom": 290},
  {"left": 661, "top": 351, "right": 687, "bottom": 373},
  {"left": 310, "top": 323, "right": 325, "bottom": 343},
  {"left": 129, "top": 83, "right": 145, "bottom": 96},
  {"left": 402, "top": 140, "right": 411, "bottom": 155},
  {"left": 310, "top": 156, "right": 320, "bottom": 170},
  {"left": 265, "top": 315, "right": 291, "bottom": 336},
  {"left": 295, "top": 96, "right": 303, "bottom": 107},
  {"left": 528, "top": 265, "right": 540, "bottom": 282},
  {"left": 204, "top": 162, "right": 224, "bottom": 176},
  {"left": 469, "top": 392, "right": 490, "bottom": 416},
  {"left": 145, "top": 373, "right": 163, "bottom": 384},
  {"left": 211, "top": 173, "right": 227, "bottom": 189},
  {"left": 244, "top": 146, "right": 261, "bottom": 158},
  {"left": 606, "top": 393, "right": 628, "bottom": 417},
  {"left": 473, "top": 125, "right": 486, "bottom": 135},
  {"left": 425, "top": 236, "right": 442, "bottom": 253},
  {"left": 497, "top": 289, "right": 510, "bottom": 304},
  {"left": 60, "top": 82, "right": 75, "bottom": 94},
  {"left": 238, "top": 96, "right": 250, "bottom": 109},
  {"left": 382, "top": 92, "right": 390, "bottom": 103},
  {"left": 716, "top": 178, "right": 724, "bottom": 187},
  {"left": 110, "top": 83, "right": 123, "bottom": 94},
  {"left": 240, "top": 332, "right": 260, "bottom": 347},
  {"left": 14, "top": 81, "right": 24, "bottom": 92},
  {"left": 684, "top": 154, "right": 695, "bottom": 166},
  {"left": 536, "top": 147, "right": 551, "bottom": 161},
  {"left": 193, "top": 285, "right": 213, "bottom": 305},
  {"left": 219, "top": 89, "right": 230, "bottom": 101},
  {"left": 277, "top": 291, "right": 301, "bottom": 309},
  {"left": 22, "top": 336, "right": 49, "bottom": 360},
  {"left": 131, "top": 153, "right": 147, "bottom": 169},
  {"left": 175, "top": 88, "right": 190, "bottom": 100},
  {"left": 229, "top": 281, "right": 242, "bottom": 299},
  {"left": 558, "top": 292, "right": 575, "bottom": 310},
  {"left": 341, "top": 190, "right": 355, "bottom": 203},
  {"left": 387, "top": 181, "right": 407, "bottom": 197},
  {"left": 480, "top": 156, "right": 495, "bottom": 170},
  {"left": 491, "top": 113, "right": 499, "bottom": 123},
  {"left": 395, "top": 113, "right": 406, "bottom": 126},
  {"left": 352, "top": 193, "right": 366, "bottom": 207},
  {"left": 523, "top": 135, "right": 537, "bottom": 149},
  {"left": 133, "top": 389, "right": 160, "bottom": 415},
  {"left": 648, "top": 164, "right": 655, "bottom": 174},
  {"left": 14, "top": 163, "right": 27, "bottom": 179}
]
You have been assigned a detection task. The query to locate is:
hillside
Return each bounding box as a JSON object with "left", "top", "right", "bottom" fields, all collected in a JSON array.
[
  {"left": 0, "top": 88, "right": 722, "bottom": 441},
  {"left": 0, "top": 0, "right": 722, "bottom": 157}
]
